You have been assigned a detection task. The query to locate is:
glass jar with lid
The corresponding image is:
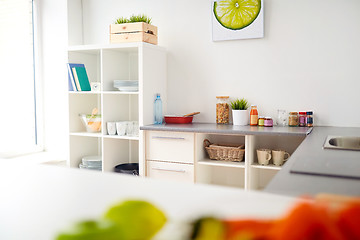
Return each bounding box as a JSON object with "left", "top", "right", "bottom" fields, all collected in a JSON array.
[
  {"left": 216, "top": 96, "right": 229, "bottom": 124},
  {"left": 298, "top": 112, "right": 306, "bottom": 127},
  {"left": 288, "top": 112, "right": 299, "bottom": 127},
  {"left": 264, "top": 117, "right": 273, "bottom": 127},
  {"left": 306, "top": 111, "right": 314, "bottom": 127},
  {"left": 258, "top": 116, "right": 265, "bottom": 126}
]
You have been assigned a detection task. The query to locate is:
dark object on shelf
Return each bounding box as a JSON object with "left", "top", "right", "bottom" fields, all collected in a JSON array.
[
  {"left": 203, "top": 139, "right": 245, "bottom": 162},
  {"left": 114, "top": 163, "right": 139, "bottom": 176}
]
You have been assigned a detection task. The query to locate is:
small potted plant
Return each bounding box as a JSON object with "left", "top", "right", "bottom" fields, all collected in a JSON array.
[
  {"left": 230, "top": 98, "right": 250, "bottom": 126},
  {"left": 110, "top": 14, "right": 158, "bottom": 45}
]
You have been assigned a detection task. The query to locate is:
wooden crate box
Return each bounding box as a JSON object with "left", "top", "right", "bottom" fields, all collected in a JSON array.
[{"left": 110, "top": 22, "right": 158, "bottom": 45}]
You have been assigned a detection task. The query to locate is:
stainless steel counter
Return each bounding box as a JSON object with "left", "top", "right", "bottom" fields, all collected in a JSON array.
[{"left": 265, "top": 126, "right": 360, "bottom": 197}]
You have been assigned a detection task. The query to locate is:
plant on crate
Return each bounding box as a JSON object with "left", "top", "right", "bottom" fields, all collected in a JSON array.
[
  {"left": 230, "top": 98, "right": 250, "bottom": 126},
  {"left": 110, "top": 14, "right": 158, "bottom": 45}
]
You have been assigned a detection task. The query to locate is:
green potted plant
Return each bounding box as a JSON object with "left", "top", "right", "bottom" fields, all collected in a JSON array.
[
  {"left": 230, "top": 98, "right": 250, "bottom": 126},
  {"left": 110, "top": 14, "right": 158, "bottom": 45}
]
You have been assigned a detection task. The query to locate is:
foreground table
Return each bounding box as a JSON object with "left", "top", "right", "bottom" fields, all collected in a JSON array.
[{"left": 0, "top": 162, "right": 299, "bottom": 240}]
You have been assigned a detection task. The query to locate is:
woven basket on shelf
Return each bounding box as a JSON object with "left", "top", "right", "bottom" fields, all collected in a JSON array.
[{"left": 203, "top": 139, "right": 245, "bottom": 162}]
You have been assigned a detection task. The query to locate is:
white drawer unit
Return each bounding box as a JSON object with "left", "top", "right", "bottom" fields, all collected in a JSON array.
[
  {"left": 146, "top": 161, "right": 194, "bottom": 183},
  {"left": 145, "top": 131, "right": 195, "bottom": 164}
]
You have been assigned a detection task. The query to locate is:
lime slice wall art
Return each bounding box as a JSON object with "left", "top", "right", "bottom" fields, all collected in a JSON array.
[{"left": 212, "top": 0, "right": 264, "bottom": 41}]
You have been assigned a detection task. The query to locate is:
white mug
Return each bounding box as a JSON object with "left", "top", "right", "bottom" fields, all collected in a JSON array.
[
  {"left": 256, "top": 149, "right": 272, "bottom": 165},
  {"left": 272, "top": 150, "right": 290, "bottom": 166}
]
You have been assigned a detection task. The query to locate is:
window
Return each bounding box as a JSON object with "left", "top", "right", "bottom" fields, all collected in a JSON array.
[{"left": 0, "top": 0, "right": 41, "bottom": 157}]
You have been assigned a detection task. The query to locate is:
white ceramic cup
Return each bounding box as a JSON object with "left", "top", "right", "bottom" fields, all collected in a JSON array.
[
  {"left": 256, "top": 149, "right": 272, "bottom": 165},
  {"left": 106, "top": 122, "right": 117, "bottom": 135},
  {"left": 272, "top": 150, "right": 290, "bottom": 166},
  {"left": 116, "top": 121, "right": 127, "bottom": 136}
]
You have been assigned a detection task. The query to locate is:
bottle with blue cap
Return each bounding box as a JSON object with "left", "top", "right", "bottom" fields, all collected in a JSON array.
[{"left": 154, "top": 93, "right": 163, "bottom": 124}]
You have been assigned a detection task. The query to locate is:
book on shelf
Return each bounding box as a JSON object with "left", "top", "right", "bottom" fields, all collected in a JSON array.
[{"left": 67, "top": 63, "right": 91, "bottom": 91}]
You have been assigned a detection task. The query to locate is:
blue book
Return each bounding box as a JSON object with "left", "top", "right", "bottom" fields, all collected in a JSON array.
[
  {"left": 67, "top": 63, "right": 85, "bottom": 91},
  {"left": 72, "top": 66, "right": 91, "bottom": 91}
]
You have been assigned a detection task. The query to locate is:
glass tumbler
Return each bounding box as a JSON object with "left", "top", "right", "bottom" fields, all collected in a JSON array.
[{"left": 277, "top": 110, "right": 287, "bottom": 126}]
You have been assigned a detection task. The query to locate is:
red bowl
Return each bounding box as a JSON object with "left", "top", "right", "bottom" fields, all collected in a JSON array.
[{"left": 164, "top": 116, "right": 193, "bottom": 124}]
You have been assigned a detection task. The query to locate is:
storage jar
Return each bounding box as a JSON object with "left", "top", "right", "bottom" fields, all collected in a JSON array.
[
  {"left": 288, "top": 112, "right": 299, "bottom": 127},
  {"left": 216, "top": 96, "right": 230, "bottom": 124},
  {"left": 306, "top": 111, "right": 314, "bottom": 127},
  {"left": 258, "top": 116, "right": 265, "bottom": 126},
  {"left": 298, "top": 112, "right": 306, "bottom": 127},
  {"left": 264, "top": 117, "right": 273, "bottom": 127}
]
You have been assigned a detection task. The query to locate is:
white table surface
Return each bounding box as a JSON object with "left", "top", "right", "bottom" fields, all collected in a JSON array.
[{"left": 0, "top": 162, "right": 301, "bottom": 240}]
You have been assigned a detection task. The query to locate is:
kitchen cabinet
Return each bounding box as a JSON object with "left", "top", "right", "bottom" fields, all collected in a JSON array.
[
  {"left": 145, "top": 131, "right": 195, "bottom": 183},
  {"left": 67, "top": 43, "right": 166, "bottom": 175},
  {"left": 142, "top": 124, "right": 310, "bottom": 190}
]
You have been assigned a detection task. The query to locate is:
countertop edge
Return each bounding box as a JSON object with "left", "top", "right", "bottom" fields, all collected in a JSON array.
[{"left": 140, "top": 123, "right": 312, "bottom": 137}]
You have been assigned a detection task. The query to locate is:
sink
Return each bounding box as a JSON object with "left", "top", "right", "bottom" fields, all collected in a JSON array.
[{"left": 323, "top": 136, "right": 360, "bottom": 151}]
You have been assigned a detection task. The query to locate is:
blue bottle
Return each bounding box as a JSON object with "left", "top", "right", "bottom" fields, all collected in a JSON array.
[{"left": 154, "top": 93, "right": 163, "bottom": 124}]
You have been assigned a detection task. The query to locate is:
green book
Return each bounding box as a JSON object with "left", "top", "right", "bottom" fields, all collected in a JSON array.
[{"left": 72, "top": 66, "right": 91, "bottom": 91}]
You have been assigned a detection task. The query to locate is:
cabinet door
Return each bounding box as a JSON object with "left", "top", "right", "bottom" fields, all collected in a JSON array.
[
  {"left": 146, "top": 161, "right": 194, "bottom": 183},
  {"left": 146, "top": 131, "right": 194, "bottom": 163}
]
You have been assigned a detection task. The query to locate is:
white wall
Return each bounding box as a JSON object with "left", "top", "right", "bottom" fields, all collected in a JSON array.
[
  {"left": 72, "top": 0, "right": 360, "bottom": 127},
  {"left": 38, "top": 0, "right": 69, "bottom": 157}
]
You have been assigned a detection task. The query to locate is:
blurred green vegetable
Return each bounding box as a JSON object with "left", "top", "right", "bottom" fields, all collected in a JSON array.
[
  {"left": 105, "top": 200, "right": 167, "bottom": 240},
  {"left": 56, "top": 220, "right": 122, "bottom": 240},
  {"left": 55, "top": 200, "right": 166, "bottom": 240}
]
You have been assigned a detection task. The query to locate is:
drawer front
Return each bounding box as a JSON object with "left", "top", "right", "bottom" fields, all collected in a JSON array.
[
  {"left": 146, "top": 161, "right": 194, "bottom": 183},
  {"left": 146, "top": 131, "right": 194, "bottom": 163}
]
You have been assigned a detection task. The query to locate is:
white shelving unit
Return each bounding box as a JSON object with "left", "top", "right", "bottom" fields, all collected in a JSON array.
[{"left": 67, "top": 43, "right": 166, "bottom": 176}]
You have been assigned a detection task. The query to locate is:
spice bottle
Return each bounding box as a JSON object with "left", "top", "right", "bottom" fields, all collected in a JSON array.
[
  {"left": 288, "top": 112, "right": 299, "bottom": 127},
  {"left": 298, "top": 112, "right": 306, "bottom": 127},
  {"left": 258, "top": 116, "right": 265, "bottom": 126},
  {"left": 216, "top": 96, "right": 229, "bottom": 124},
  {"left": 250, "top": 105, "right": 258, "bottom": 126},
  {"left": 306, "top": 111, "right": 314, "bottom": 127}
]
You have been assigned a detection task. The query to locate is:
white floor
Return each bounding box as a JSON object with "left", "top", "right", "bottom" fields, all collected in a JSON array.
[{"left": 2, "top": 151, "right": 67, "bottom": 167}]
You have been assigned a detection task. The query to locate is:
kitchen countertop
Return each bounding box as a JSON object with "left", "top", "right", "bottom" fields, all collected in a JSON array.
[
  {"left": 141, "top": 123, "right": 360, "bottom": 197},
  {"left": 265, "top": 126, "right": 360, "bottom": 197},
  {"left": 141, "top": 123, "right": 313, "bottom": 136},
  {"left": 0, "top": 162, "right": 299, "bottom": 240}
]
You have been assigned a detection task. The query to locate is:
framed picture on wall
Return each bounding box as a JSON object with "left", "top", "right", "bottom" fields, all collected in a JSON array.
[{"left": 212, "top": 0, "right": 264, "bottom": 41}]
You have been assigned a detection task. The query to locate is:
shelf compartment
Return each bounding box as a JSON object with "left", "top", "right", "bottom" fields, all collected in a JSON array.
[
  {"left": 102, "top": 138, "right": 139, "bottom": 172},
  {"left": 69, "top": 94, "right": 101, "bottom": 133},
  {"left": 198, "top": 159, "right": 245, "bottom": 169},
  {"left": 102, "top": 94, "right": 138, "bottom": 125},
  {"left": 102, "top": 48, "right": 139, "bottom": 91},
  {"left": 196, "top": 164, "right": 245, "bottom": 189},
  {"left": 68, "top": 50, "right": 100, "bottom": 84},
  {"left": 248, "top": 168, "right": 279, "bottom": 191},
  {"left": 69, "top": 135, "right": 102, "bottom": 168}
]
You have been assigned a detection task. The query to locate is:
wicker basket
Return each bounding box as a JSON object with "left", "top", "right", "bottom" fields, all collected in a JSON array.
[{"left": 203, "top": 139, "right": 245, "bottom": 162}]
